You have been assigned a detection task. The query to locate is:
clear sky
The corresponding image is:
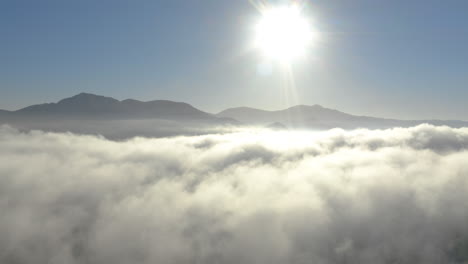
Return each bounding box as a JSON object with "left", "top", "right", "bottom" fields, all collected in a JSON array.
[{"left": 1, "top": 0, "right": 468, "bottom": 120}]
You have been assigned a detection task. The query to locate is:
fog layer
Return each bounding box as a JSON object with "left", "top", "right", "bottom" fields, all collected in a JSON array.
[{"left": 1, "top": 125, "right": 468, "bottom": 264}]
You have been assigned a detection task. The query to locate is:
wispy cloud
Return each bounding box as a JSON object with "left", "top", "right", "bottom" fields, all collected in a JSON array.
[{"left": 1, "top": 125, "right": 468, "bottom": 263}]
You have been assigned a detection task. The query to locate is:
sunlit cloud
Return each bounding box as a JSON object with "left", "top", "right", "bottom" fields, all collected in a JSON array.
[{"left": 1, "top": 125, "right": 468, "bottom": 263}]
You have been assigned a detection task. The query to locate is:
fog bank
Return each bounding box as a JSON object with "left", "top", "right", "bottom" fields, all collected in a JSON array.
[{"left": 1, "top": 125, "right": 468, "bottom": 264}]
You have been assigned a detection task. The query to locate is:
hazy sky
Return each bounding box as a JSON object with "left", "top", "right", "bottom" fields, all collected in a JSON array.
[{"left": 1, "top": 0, "right": 468, "bottom": 120}]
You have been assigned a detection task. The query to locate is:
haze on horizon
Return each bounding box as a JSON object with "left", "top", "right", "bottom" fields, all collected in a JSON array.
[{"left": 2, "top": 0, "right": 468, "bottom": 120}]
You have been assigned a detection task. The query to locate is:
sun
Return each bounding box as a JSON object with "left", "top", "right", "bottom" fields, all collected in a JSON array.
[{"left": 254, "top": 4, "right": 316, "bottom": 63}]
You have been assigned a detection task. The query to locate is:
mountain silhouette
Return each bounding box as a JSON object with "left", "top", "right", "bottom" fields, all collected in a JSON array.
[
  {"left": 0, "top": 93, "right": 236, "bottom": 139},
  {"left": 1, "top": 93, "right": 467, "bottom": 139},
  {"left": 217, "top": 105, "right": 468, "bottom": 129},
  {"left": 13, "top": 93, "right": 215, "bottom": 121}
]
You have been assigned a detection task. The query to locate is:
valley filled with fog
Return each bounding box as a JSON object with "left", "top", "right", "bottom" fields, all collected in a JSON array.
[{"left": 1, "top": 124, "right": 468, "bottom": 264}]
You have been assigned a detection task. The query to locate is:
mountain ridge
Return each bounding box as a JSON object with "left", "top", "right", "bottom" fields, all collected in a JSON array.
[
  {"left": 8, "top": 93, "right": 215, "bottom": 121},
  {"left": 217, "top": 105, "right": 468, "bottom": 129},
  {"left": 1, "top": 93, "right": 467, "bottom": 130},
  {"left": 0, "top": 93, "right": 239, "bottom": 139}
]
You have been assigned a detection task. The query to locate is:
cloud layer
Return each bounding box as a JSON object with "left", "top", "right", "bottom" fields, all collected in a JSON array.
[{"left": 1, "top": 125, "right": 468, "bottom": 264}]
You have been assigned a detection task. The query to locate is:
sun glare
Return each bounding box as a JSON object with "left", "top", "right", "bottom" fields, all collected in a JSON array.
[{"left": 254, "top": 4, "right": 316, "bottom": 63}]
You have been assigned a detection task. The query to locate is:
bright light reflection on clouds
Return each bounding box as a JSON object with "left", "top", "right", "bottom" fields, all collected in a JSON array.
[{"left": 1, "top": 124, "right": 468, "bottom": 263}]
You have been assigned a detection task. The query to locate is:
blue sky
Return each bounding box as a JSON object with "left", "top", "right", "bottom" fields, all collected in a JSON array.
[{"left": 1, "top": 0, "right": 468, "bottom": 120}]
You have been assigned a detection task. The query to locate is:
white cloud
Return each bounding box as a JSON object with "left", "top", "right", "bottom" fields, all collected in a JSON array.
[{"left": 1, "top": 124, "right": 468, "bottom": 263}]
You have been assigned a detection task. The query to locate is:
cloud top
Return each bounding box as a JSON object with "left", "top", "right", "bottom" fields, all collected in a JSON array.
[{"left": 1, "top": 125, "right": 468, "bottom": 264}]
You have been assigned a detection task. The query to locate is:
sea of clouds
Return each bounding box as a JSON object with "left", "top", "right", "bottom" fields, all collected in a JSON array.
[{"left": 1, "top": 124, "right": 468, "bottom": 264}]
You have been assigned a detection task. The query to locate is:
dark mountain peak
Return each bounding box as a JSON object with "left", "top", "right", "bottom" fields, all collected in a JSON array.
[
  {"left": 63, "top": 92, "right": 103, "bottom": 100},
  {"left": 11, "top": 93, "right": 215, "bottom": 121},
  {"left": 58, "top": 93, "right": 119, "bottom": 105},
  {"left": 76, "top": 92, "right": 97, "bottom": 97},
  {"left": 145, "top": 100, "right": 200, "bottom": 111}
]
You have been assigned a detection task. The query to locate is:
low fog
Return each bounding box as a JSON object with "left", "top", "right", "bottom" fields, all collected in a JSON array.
[{"left": 1, "top": 124, "right": 468, "bottom": 264}]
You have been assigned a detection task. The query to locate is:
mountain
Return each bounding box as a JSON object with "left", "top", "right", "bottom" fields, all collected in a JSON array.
[
  {"left": 217, "top": 105, "right": 353, "bottom": 125},
  {"left": 0, "top": 93, "right": 236, "bottom": 139},
  {"left": 12, "top": 93, "right": 215, "bottom": 121},
  {"left": 1, "top": 94, "right": 467, "bottom": 139},
  {"left": 217, "top": 105, "right": 468, "bottom": 129}
]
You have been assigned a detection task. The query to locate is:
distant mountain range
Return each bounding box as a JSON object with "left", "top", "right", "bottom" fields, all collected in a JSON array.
[
  {"left": 217, "top": 105, "right": 468, "bottom": 129},
  {"left": 2, "top": 93, "right": 217, "bottom": 121},
  {"left": 0, "top": 93, "right": 467, "bottom": 138},
  {"left": 0, "top": 93, "right": 235, "bottom": 138}
]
